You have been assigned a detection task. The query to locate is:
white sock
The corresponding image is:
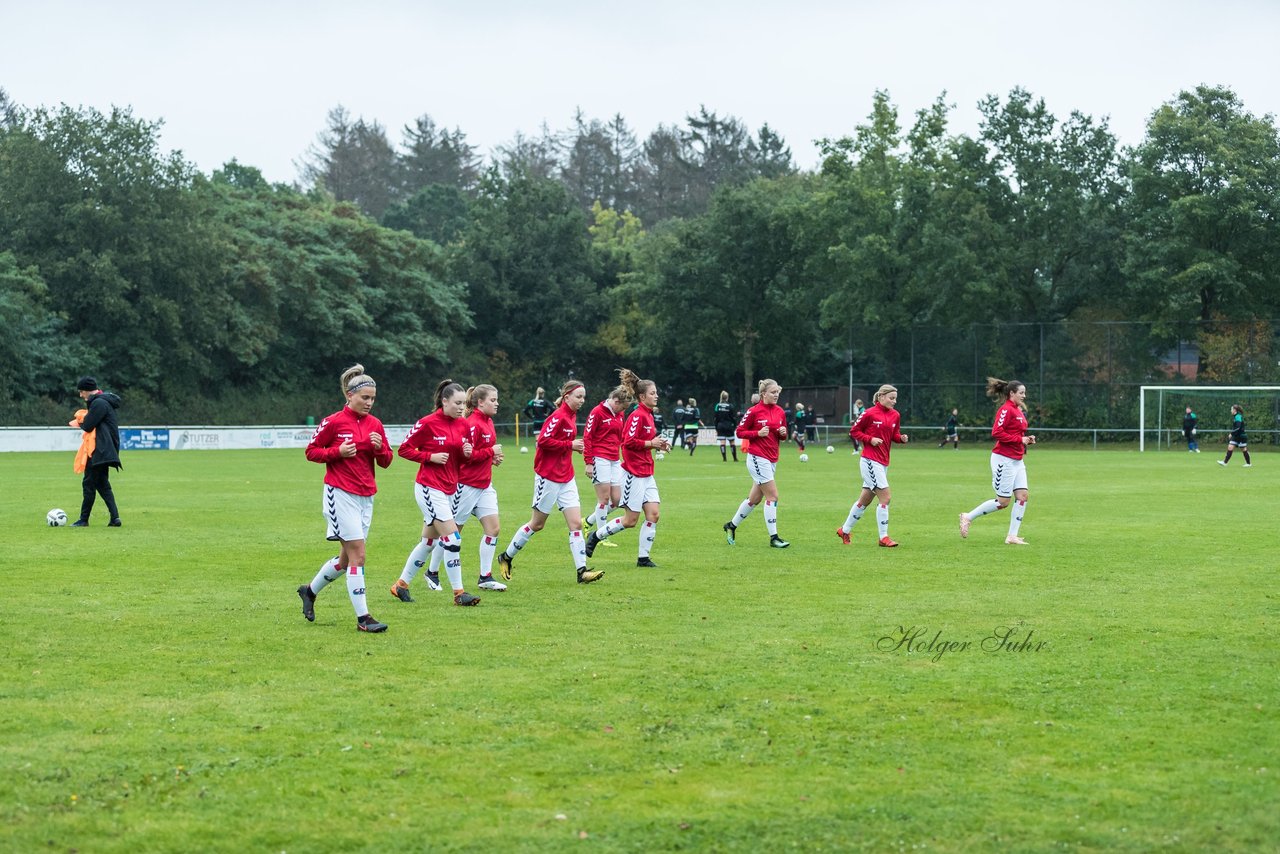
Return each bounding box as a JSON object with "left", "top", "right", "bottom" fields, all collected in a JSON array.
[
  {"left": 842, "top": 503, "right": 866, "bottom": 532},
  {"left": 594, "top": 502, "right": 610, "bottom": 529},
  {"left": 479, "top": 535, "right": 497, "bottom": 576},
  {"left": 764, "top": 500, "right": 778, "bottom": 536},
  {"left": 429, "top": 539, "right": 445, "bottom": 575},
  {"left": 599, "top": 517, "right": 626, "bottom": 540},
  {"left": 311, "top": 556, "right": 340, "bottom": 594},
  {"left": 569, "top": 530, "right": 587, "bottom": 570},
  {"left": 639, "top": 521, "right": 657, "bottom": 558},
  {"left": 506, "top": 524, "right": 534, "bottom": 557},
  {"left": 1007, "top": 500, "right": 1027, "bottom": 538},
  {"left": 876, "top": 503, "right": 889, "bottom": 539},
  {"left": 968, "top": 499, "right": 1003, "bottom": 518},
  {"left": 345, "top": 565, "right": 368, "bottom": 617},
  {"left": 732, "top": 499, "right": 755, "bottom": 527},
  {"left": 440, "top": 532, "right": 463, "bottom": 591},
  {"left": 399, "top": 540, "right": 430, "bottom": 585}
]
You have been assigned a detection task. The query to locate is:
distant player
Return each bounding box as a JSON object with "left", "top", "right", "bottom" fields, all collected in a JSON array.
[
  {"left": 1182, "top": 406, "right": 1199, "bottom": 452},
  {"left": 793, "top": 403, "right": 809, "bottom": 455},
  {"left": 836, "top": 384, "right": 909, "bottom": 547},
  {"left": 958, "top": 377, "right": 1037, "bottom": 545},
  {"left": 683, "top": 397, "right": 703, "bottom": 455},
  {"left": 297, "top": 364, "right": 394, "bottom": 633},
  {"left": 498, "top": 381, "right": 603, "bottom": 585},
  {"left": 712, "top": 390, "right": 739, "bottom": 462},
  {"left": 523, "top": 387, "right": 552, "bottom": 437},
  {"left": 939, "top": 408, "right": 959, "bottom": 449},
  {"left": 585, "top": 368, "right": 672, "bottom": 566},
  {"left": 724, "top": 379, "right": 790, "bottom": 549},
  {"left": 1217, "top": 404, "right": 1252, "bottom": 467}
]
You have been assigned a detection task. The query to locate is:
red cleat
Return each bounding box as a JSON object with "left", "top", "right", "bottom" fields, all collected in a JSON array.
[
  {"left": 835, "top": 527, "right": 851, "bottom": 545},
  {"left": 878, "top": 537, "right": 899, "bottom": 548}
]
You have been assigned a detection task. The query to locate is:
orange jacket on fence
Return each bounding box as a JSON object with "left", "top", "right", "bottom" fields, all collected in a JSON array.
[{"left": 70, "top": 409, "right": 96, "bottom": 473}]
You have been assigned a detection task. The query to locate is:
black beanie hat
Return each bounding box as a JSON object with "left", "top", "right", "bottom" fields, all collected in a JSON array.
[{"left": 76, "top": 376, "right": 98, "bottom": 391}]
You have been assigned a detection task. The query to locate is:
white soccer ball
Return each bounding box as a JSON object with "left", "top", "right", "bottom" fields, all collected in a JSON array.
[
  {"left": 799, "top": 453, "right": 809, "bottom": 462},
  {"left": 47, "top": 508, "right": 68, "bottom": 527},
  {"left": 520, "top": 446, "right": 529, "bottom": 454},
  {"left": 655, "top": 451, "right": 665, "bottom": 460},
  {"left": 826, "top": 445, "right": 835, "bottom": 454}
]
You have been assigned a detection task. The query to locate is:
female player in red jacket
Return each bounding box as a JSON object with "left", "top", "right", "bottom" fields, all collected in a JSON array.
[
  {"left": 584, "top": 368, "right": 672, "bottom": 566},
  {"left": 836, "top": 384, "right": 909, "bottom": 547},
  {"left": 583, "top": 383, "right": 632, "bottom": 537},
  {"left": 958, "top": 377, "right": 1037, "bottom": 545},
  {"left": 724, "top": 379, "right": 791, "bottom": 549},
  {"left": 497, "top": 380, "right": 603, "bottom": 584},
  {"left": 393, "top": 379, "right": 481, "bottom": 605},
  {"left": 297, "top": 364, "right": 395, "bottom": 633}
]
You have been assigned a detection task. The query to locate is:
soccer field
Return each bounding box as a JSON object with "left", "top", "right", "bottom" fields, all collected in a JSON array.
[{"left": 6, "top": 442, "right": 1277, "bottom": 852}]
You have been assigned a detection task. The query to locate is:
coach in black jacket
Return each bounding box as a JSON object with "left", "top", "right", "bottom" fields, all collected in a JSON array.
[{"left": 72, "top": 376, "right": 123, "bottom": 527}]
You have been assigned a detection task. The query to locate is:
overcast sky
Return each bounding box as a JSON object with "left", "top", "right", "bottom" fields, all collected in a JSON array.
[{"left": 4, "top": 0, "right": 1278, "bottom": 184}]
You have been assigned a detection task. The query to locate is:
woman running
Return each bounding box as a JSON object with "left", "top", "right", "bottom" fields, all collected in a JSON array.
[
  {"left": 585, "top": 369, "right": 672, "bottom": 566},
  {"left": 958, "top": 377, "right": 1037, "bottom": 545},
  {"left": 583, "top": 383, "right": 632, "bottom": 537},
  {"left": 497, "top": 380, "right": 603, "bottom": 584},
  {"left": 836, "top": 384, "right": 909, "bottom": 547},
  {"left": 1218, "top": 404, "right": 1252, "bottom": 467},
  {"left": 297, "top": 364, "right": 395, "bottom": 632},
  {"left": 724, "top": 379, "right": 790, "bottom": 549},
  {"left": 393, "top": 380, "right": 481, "bottom": 606}
]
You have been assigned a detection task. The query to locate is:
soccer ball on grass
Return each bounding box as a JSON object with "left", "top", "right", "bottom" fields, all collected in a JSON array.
[
  {"left": 47, "top": 508, "right": 68, "bottom": 527},
  {"left": 799, "top": 453, "right": 809, "bottom": 462},
  {"left": 826, "top": 445, "right": 835, "bottom": 454}
]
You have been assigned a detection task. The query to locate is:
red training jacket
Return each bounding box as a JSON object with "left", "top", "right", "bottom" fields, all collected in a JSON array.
[
  {"left": 305, "top": 406, "right": 393, "bottom": 496},
  {"left": 535, "top": 401, "right": 580, "bottom": 483},
  {"left": 621, "top": 402, "right": 659, "bottom": 477},
  {"left": 583, "top": 400, "right": 624, "bottom": 465},
  {"left": 736, "top": 402, "right": 787, "bottom": 463},
  {"left": 850, "top": 402, "right": 905, "bottom": 466},
  {"left": 991, "top": 400, "right": 1029, "bottom": 461},
  {"left": 459, "top": 410, "right": 498, "bottom": 489},
  {"left": 398, "top": 409, "right": 471, "bottom": 492}
]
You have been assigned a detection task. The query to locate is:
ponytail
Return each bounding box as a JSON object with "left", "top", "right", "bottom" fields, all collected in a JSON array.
[
  {"left": 985, "top": 377, "right": 1024, "bottom": 402},
  {"left": 466, "top": 384, "right": 498, "bottom": 416},
  {"left": 758, "top": 378, "right": 779, "bottom": 397},
  {"left": 434, "top": 378, "right": 466, "bottom": 411},
  {"left": 554, "top": 379, "right": 584, "bottom": 407},
  {"left": 616, "top": 367, "right": 653, "bottom": 402},
  {"left": 341, "top": 364, "right": 375, "bottom": 399}
]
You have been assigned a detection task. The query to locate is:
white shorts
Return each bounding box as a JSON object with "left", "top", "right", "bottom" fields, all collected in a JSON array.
[
  {"left": 324, "top": 485, "right": 373, "bottom": 542},
  {"left": 415, "top": 483, "right": 455, "bottom": 525},
  {"left": 746, "top": 454, "right": 777, "bottom": 485},
  {"left": 590, "top": 457, "right": 624, "bottom": 487},
  {"left": 620, "top": 472, "right": 661, "bottom": 512},
  {"left": 452, "top": 483, "right": 499, "bottom": 521},
  {"left": 859, "top": 457, "right": 890, "bottom": 491},
  {"left": 532, "top": 475, "right": 580, "bottom": 514},
  {"left": 991, "top": 454, "right": 1029, "bottom": 497}
]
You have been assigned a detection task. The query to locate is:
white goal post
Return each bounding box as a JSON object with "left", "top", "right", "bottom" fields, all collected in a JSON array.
[{"left": 1139, "top": 385, "right": 1280, "bottom": 451}]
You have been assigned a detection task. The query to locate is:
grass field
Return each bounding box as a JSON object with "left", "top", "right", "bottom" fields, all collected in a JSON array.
[{"left": 4, "top": 439, "right": 1277, "bottom": 852}]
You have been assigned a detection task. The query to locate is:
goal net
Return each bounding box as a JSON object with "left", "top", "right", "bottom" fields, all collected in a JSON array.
[{"left": 1139, "top": 385, "right": 1280, "bottom": 451}]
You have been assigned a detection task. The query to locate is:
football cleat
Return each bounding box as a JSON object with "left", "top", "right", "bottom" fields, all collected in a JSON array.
[
  {"left": 723, "top": 521, "right": 737, "bottom": 545},
  {"left": 1244, "top": 463, "right": 1253, "bottom": 467},
  {"left": 390, "top": 580, "right": 414, "bottom": 603},
  {"left": 1217, "top": 460, "right": 1227, "bottom": 466},
  {"left": 577, "top": 568, "right": 604, "bottom": 584},
  {"left": 453, "top": 592, "right": 481, "bottom": 606},
  {"left": 424, "top": 570, "right": 442, "bottom": 591},
  {"left": 769, "top": 534, "right": 790, "bottom": 549},
  {"left": 498, "top": 551, "right": 514, "bottom": 581},
  {"left": 478, "top": 574, "right": 507, "bottom": 591},
  {"left": 584, "top": 530, "right": 600, "bottom": 558},
  {"left": 356, "top": 614, "right": 388, "bottom": 633},
  {"left": 297, "top": 584, "right": 316, "bottom": 622},
  {"left": 598, "top": 539, "right": 618, "bottom": 548},
  {"left": 71, "top": 520, "right": 89, "bottom": 527},
  {"left": 1004, "top": 536, "right": 1029, "bottom": 545},
  {"left": 878, "top": 537, "right": 899, "bottom": 548},
  {"left": 835, "top": 527, "right": 851, "bottom": 545},
  {"left": 958, "top": 513, "right": 971, "bottom": 539},
  {"left": 636, "top": 557, "right": 658, "bottom": 568},
  {"left": 107, "top": 518, "right": 122, "bottom": 527}
]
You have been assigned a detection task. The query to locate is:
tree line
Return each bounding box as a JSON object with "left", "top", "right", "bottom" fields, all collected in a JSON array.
[{"left": 1, "top": 84, "right": 1277, "bottom": 427}]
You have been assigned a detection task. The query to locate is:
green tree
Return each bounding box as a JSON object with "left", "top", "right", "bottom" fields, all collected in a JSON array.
[
  {"left": 381, "top": 183, "right": 472, "bottom": 245},
  {"left": 298, "top": 106, "right": 399, "bottom": 219},
  {"left": 1124, "top": 85, "right": 1280, "bottom": 325},
  {"left": 399, "top": 114, "right": 480, "bottom": 195}
]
